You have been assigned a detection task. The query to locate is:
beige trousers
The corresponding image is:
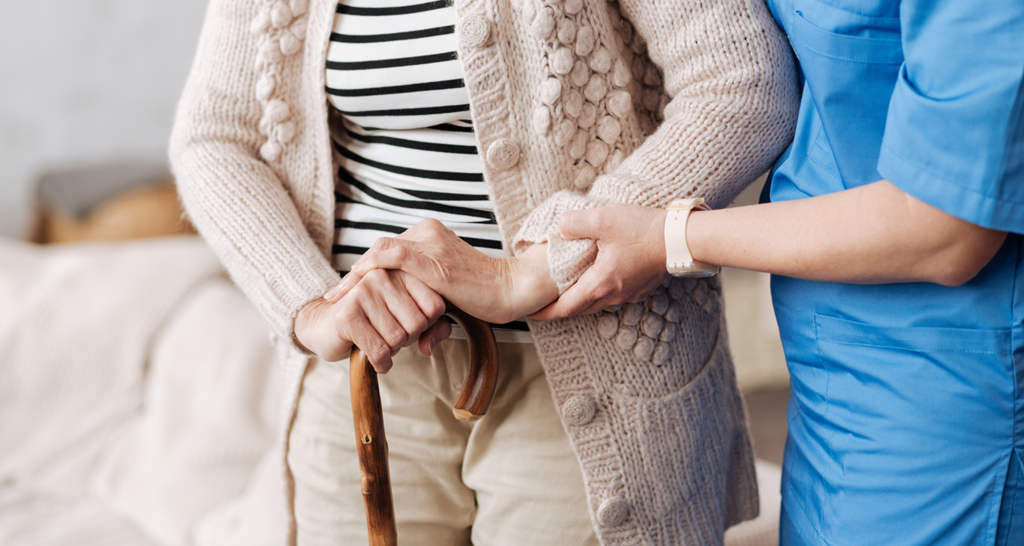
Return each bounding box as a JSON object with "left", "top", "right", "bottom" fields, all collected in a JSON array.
[{"left": 287, "top": 339, "right": 599, "bottom": 546}]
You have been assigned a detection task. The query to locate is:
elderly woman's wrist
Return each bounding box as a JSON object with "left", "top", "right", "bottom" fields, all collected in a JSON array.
[
  {"left": 294, "top": 298, "right": 331, "bottom": 355},
  {"left": 508, "top": 244, "right": 558, "bottom": 316}
]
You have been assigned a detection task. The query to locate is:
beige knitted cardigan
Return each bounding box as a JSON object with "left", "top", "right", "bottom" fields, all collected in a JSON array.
[{"left": 169, "top": 0, "right": 798, "bottom": 544}]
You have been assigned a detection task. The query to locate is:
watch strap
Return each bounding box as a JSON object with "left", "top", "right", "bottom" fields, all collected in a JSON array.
[{"left": 664, "top": 198, "right": 719, "bottom": 277}]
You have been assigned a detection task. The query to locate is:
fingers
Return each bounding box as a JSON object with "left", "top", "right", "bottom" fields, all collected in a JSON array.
[
  {"left": 334, "top": 269, "right": 447, "bottom": 373},
  {"left": 324, "top": 238, "right": 404, "bottom": 303},
  {"left": 528, "top": 269, "right": 611, "bottom": 320},
  {"left": 558, "top": 207, "right": 606, "bottom": 241},
  {"left": 390, "top": 271, "right": 446, "bottom": 336},
  {"left": 417, "top": 318, "right": 453, "bottom": 357},
  {"left": 399, "top": 218, "right": 451, "bottom": 241},
  {"left": 334, "top": 271, "right": 409, "bottom": 372},
  {"left": 351, "top": 237, "right": 411, "bottom": 273},
  {"left": 326, "top": 237, "right": 440, "bottom": 305},
  {"left": 342, "top": 313, "right": 398, "bottom": 373},
  {"left": 324, "top": 237, "right": 416, "bottom": 303},
  {"left": 529, "top": 254, "right": 666, "bottom": 320},
  {"left": 324, "top": 274, "right": 358, "bottom": 304}
]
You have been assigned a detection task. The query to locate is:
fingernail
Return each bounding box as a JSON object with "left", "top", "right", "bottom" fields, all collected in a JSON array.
[
  {"left": 325, "top": 280, "right": 347, "bottom": 300},
  {"left": 338, "top": 274, "right": 358, "bottom": 292}
]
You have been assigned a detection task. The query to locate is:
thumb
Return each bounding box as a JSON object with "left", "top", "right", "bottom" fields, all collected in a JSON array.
[
  {"left": 325, "top": 238, "right": 409, "bottom": 303},
  {"left": 528, "top": 269, "right": 603, "bottom": 320},
  {"left": 558, "top": 207, "right": 603, "bottom": 241}
]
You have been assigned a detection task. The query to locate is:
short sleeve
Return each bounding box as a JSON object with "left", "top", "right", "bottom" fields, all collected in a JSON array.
[{"left": 877, "top": 0, "right": 1024, "bottom": 234}]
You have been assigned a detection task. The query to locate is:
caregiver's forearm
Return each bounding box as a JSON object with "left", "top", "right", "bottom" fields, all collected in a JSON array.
[{"left": 687, "top": 180, "right": 1007, "bottom": 286}]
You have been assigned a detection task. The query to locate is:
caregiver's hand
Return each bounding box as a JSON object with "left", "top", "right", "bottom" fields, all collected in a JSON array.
[
  {"left": 534, "top": 180, "right": 1009, "bottom": 323},
  {"left": 531, "top": 204, "right": 670, "bottom": 320},
  {"left": 295, "top": 269, "right": 450, "bottom": 373},
  {"left": 324, "top": 219, "right": 559, "bottom": 324}
]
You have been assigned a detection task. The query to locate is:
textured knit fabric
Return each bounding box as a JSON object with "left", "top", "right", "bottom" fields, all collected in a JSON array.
[{"left": 169, "top": 0, "right": 799, "bottom": 544}]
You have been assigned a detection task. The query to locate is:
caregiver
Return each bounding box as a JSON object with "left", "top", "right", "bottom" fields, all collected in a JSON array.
[{"left": 512, "top": 1, "right": 1024, "bottom": 544}]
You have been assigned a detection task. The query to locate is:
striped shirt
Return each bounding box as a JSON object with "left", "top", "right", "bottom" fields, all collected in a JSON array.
[{"left": 326, "top": 0, "right": 530, "bottom": 340}]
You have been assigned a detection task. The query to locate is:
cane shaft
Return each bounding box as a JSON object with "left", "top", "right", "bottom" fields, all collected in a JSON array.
[
  {"left": 349, "top": 305, "right": 498, "bottom": 545},
  {"left": 349, "top": 347, "right": 397, "bottom": 546}
]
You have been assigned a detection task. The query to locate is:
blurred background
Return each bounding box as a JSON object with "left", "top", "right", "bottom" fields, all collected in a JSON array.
[
  {"left": 0, "top": 0, "right": 208, "bottom": 239},
  {"left": 0, "top": 2, "right": 790, "bottom": 544}
]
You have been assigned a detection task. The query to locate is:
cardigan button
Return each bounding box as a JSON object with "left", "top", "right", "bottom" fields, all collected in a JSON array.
[
  {"left": 597, "top": 496, "right": 629, "bottom": 527},
  {"left": 457, "top": 15, "right": 490, "bottom": 48},
  {"left": 561, "top": 395, "right": 596, "bottom": 426},
  {"left": 486, "top": 139, "right": 520, "bottom": 171}
]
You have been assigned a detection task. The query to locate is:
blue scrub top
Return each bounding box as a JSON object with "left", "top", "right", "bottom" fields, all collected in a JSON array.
[{"left": 763, "top": 0, "right": 1024, "bottom": 544}]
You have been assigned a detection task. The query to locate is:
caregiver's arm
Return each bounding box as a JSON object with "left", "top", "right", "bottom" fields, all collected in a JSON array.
[{"left": 534, "top": 179, "right": 1008, "bottom": 318}]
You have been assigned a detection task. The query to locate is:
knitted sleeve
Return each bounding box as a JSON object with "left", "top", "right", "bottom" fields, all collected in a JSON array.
[
  {"left": 168, "top": 0, "right": 340, "bottom": 343},
  {"left": 512, "top": 0, "right": 799, "bottom": 291}
]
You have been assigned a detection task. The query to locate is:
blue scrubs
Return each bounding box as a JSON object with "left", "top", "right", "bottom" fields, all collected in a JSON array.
[{"left": 763, "top": 0, "right": 1024, "bottom": 544}]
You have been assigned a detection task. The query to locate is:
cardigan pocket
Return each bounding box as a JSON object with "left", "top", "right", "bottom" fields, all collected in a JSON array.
[{"left": 606, "top": 335, "right": 756, "bottom": 536}]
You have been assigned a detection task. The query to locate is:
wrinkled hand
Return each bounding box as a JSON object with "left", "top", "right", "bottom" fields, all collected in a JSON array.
[
  {"left": 295, "top": 269, "right": 451, "bottom": 373},
  {"left": 531, "top": 204, "right": 669, "bottom": 320},
  {"left": 324, "top": 219, "right": 558, "bottom": 324}
]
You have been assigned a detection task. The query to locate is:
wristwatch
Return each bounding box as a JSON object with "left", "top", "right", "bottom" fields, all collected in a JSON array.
[{"left": 664, "top": 198, "right": 719, "bottom": 277}]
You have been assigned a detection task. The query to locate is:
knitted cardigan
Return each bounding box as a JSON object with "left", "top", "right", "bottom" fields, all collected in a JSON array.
[{"left": 169, "top": 0, "right": 798, "bottom": 544}]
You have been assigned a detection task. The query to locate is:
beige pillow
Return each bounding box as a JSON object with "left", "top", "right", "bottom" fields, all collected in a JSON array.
[{"left": 35, "top": 183, "right": 195, "bottom": 244}]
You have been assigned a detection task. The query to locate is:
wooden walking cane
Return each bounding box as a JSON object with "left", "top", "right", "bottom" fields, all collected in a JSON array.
[{"left": 349, "top": 303, "right": 499, "bottom": 546}]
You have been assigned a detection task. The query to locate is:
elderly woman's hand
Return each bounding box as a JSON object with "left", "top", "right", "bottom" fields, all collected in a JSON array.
[
  {"left": 324, "top": 219, "right": 558, "bottom": 324},
  {"left": 295, "top": 268, "right": 451, "bottom": 373},
  {"left": 530, "top": 204, "right": 669, "bottom": 320}
]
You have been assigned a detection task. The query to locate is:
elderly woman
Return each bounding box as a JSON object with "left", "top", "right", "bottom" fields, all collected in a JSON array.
[{"left": 169, "top": 0, "right": 797, "bottom": 544}]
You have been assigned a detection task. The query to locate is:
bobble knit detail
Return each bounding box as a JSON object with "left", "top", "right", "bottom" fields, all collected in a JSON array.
[
  {"left": 621, "top": 303, "right": 643, "bottom": 327},
  {"left": 520, "top": 0, "right": 622, "bottom": 172},
  {"left": 595, "top": 279, "right": 720, "bottom": 363},
  {"left": 614, "top": 325, "right": 638, "bottom": 350},
  {"left": 252, "top": 0, "right": 308, "bottom": 162},
  {"left": 518, "top": 0, "right": 670, "bottom": 175},
  {"left": 597, "top": 313, "right": 619, "bottom": 338}
]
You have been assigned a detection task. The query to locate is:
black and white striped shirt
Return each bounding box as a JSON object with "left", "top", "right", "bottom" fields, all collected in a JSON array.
[{"left": 327, "top": 0, "right": 530, "bottom": 340}]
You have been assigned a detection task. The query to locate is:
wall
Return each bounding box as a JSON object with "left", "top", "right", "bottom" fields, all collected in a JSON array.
[{"left": 0, "top": 0, "right": 209, "bottom": 238}]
